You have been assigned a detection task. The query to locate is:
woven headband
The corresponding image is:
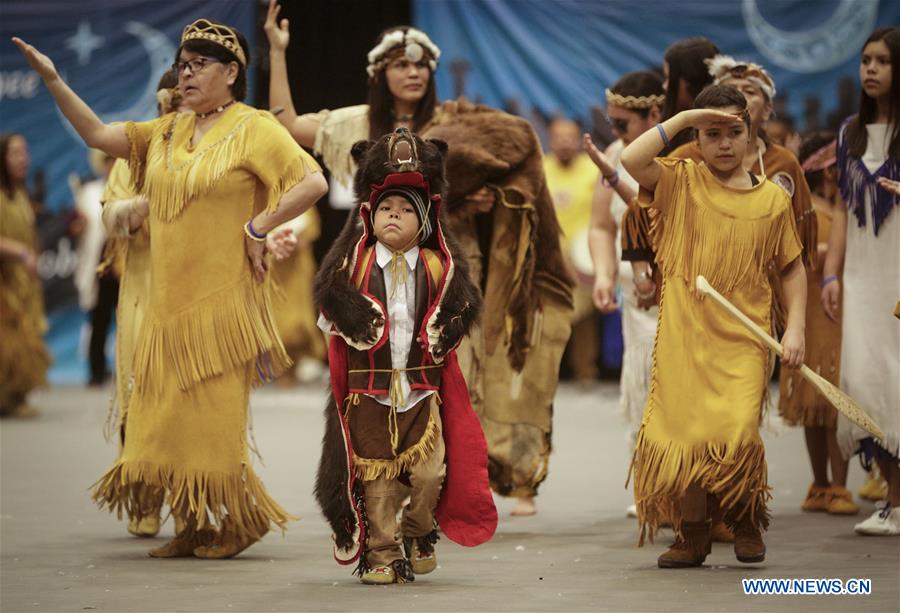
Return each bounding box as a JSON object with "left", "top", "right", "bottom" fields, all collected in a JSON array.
[{"left": 605, "top": 89, "right": 665, "bottom": 110}]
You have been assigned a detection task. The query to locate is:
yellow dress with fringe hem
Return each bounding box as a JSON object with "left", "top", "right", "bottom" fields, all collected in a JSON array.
[
  {"left": 271, "top": 209, "right": 325, "bottom": 364},
  {"left": 92, "top": 103, "right": 321, "bottom": 540},
  {"left": 0, "top": 187, "right": 50, "bottom": 407},
  {"left": 631, "top": 158, "right": 801, "bottom": 543},
  {"left": 101, "top": 159, "right": 150, "bottom": 431},
  {"left": 778, "top": 206, "right": 840, "bottom": 428}
]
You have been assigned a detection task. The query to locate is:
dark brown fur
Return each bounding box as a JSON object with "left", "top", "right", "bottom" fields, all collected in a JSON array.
[
  {"left": 313, "top": 130, "right": 482, "bottom": 548},
  {"left": 424, "top": 99, "right": 574, "bottom": 369}
]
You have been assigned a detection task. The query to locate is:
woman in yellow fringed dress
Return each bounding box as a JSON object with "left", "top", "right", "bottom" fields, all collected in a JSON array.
[
  {"left": 621, "top": 84, "right": 807, "bottom": 568},
  {"left": 271, "top": 208, "right": 326, "bottom": 384},
  {"left": 0, "top": 133, "right": 51, "bottom": 418},
  {"left": 96, "top": 70, "right": 185, "bottom": 540},
  {"left": 13, "top": 19, "right": 327, "bottom": 558}
]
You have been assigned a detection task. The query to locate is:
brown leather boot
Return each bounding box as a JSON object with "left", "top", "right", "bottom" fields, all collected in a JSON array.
[
  {"left": 148, "top": 525, "right": 217, "bottom": 558},
  {"left": 657, "top": 520, "right": 711, "bottom": 568},
  {"left": 733, "top": 516, "right": 766, "bottom": 563},
  {"left": 193, "top": 516, "right": 267, "bottom": 559},
  {"left": 707, "top": 493, "right": 735, "bottom": 542}
]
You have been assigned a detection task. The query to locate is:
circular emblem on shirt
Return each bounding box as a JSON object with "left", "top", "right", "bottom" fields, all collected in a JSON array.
[{"left": 771, "top": 171, "right": 795, "bottom": 197}]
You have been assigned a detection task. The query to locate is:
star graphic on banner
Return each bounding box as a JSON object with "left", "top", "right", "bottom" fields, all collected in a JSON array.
[{"left": 65, "top": 22, "right": 105, "bottom": 66}]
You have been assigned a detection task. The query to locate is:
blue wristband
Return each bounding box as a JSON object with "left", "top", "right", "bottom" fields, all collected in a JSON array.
[
  {"left": 820, "top": 275, "right": 838, "bottom": 288},
  {"left": 656, "top": 123, "right": 670, "bottom": 149},
  {"left": 246, "top": 219, "right": 266, "bottom": 240}
]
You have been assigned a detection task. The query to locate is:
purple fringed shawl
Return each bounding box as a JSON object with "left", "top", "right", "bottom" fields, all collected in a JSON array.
[{"left": 838, "top": 118, "right": 900, "bottom": 236}]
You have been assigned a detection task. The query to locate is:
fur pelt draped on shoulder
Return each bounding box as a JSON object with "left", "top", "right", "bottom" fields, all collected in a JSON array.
[{"left": 423, "top": 98, "right": 574, "bottom": 370}]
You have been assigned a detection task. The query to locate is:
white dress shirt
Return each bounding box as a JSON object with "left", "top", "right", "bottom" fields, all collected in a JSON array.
[{"left": 317, "top": 241, "right": 434, "bottom": 412}]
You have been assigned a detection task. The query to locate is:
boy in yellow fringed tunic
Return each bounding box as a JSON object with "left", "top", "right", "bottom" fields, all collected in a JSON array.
[{"left": 621, "top": 84, "right": 807, "bottom": 568}]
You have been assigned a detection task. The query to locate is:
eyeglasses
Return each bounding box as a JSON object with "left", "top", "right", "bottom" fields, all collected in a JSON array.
[
  {"left": 172, "top": 57, "right": 222, "bottom": 76},
  {"left": 608, "top": 116, "right": 630, "bottom": 134}
]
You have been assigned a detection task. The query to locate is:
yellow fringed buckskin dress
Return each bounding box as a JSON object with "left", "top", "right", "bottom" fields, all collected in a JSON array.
[
  {"left": 0, "top": 187, "right": 51, "bottom": 412},
  {"left": 101, "top": 159, "right": 149, "bottom": 429},
  {"left": 631, "top": 158, "right": 801, "bottom": 542},
  {"left": 271, "top": 209, "right": 325, "bottom": 367},
  {"left": 92, "top": 103, "right": 320, "bottom": 540},
  {"left": 778, "top": 205, "right": 840, "bottom": 427}
]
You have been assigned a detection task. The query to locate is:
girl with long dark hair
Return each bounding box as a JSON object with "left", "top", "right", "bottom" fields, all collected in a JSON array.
[{"left": 821, "top": 26, "right": 900, "bottom": 536}]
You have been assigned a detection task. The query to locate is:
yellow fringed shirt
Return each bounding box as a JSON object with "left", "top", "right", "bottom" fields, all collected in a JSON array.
[
  {"left": 632, "top": 158, "right": 801, "bottom": 538},
  {"left": 125, "top": 103, "right": 320, "bottom": 392}
]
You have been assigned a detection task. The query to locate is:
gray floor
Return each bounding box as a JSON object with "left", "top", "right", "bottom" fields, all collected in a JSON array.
[{"left": 1, "top": 382, "right": 898, "bottom": 612}]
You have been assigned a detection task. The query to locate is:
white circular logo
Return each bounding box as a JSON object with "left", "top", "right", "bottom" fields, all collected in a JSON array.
[{"left": 743, "top": 0, "right": 878, "bottom": 73}]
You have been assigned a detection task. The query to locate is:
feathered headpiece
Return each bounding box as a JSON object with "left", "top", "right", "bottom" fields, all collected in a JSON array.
[
  {"left": 366, "top": 28, "right": 441, "bottom": 78},
  {"left": 706, "top": 54, "right": 775, "bottom": 100}
]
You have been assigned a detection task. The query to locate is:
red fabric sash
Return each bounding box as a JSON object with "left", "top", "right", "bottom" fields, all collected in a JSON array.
[
  {"left": 328, "top": 337, "right": 496, "bottom": 549},
  {"left": 434, "top": 351, "right": 498, "bottom": 546}
]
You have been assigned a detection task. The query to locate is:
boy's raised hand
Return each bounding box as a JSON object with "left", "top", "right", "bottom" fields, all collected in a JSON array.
[{"left": 682, "top": 108, "right": 745, "bottom": 131}]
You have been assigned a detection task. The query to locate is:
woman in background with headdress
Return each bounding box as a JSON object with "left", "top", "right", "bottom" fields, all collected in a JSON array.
[
  {"left": 584, "top": 70, "right": 664, "bottom": 518},
  {"left": 620, "top": 37, "right": 720, "bottom": 310},
  {"left": 97, "top": 69, "right": 182, "bottom": 538},
  {"left": 265, "top": 0, "right": 573, "bottom": 517}
]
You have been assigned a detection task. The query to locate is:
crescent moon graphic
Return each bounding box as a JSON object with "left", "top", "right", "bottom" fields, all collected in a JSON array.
[
  {"left": 743, "top": 0, "right": 878, "bottom": 74},
  {"left": 59, "top": 21, "right": 176, "bottom": 140}
]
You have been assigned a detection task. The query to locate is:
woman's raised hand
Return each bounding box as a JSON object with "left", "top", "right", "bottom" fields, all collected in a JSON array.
[
  {"left": 264, "top": 0, "right": 290, "bottom": 52},
  {"left": 11, "top": 37, "right": 59, "bottom": 82},
  {"left": 583, "top": 133, "right": 615, "bottom": 176},
  {"left": 876, "top": 176, "right": 900, "bottom": 196}
]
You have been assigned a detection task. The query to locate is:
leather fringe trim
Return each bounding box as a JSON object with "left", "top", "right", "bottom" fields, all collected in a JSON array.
[
  {"left": 351, "top": 413, "right": 440, "bottom": 482},
  {"left": 133, "top": 277, "right": 290, "bottom": 395},
  {"left": 91, "top": 459, "right": 295, "bottom": 541},
  {"left": 128, "top": 112, "right": 310, "bottom": 222},
  {"left": 630, "top": 428, "right": 771, "bottom": 546},
  {"left": 654, "top": 172, "right": 790, "bottom": 297}
]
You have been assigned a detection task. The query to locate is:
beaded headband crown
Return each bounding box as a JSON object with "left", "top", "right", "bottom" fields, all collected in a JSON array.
[
  {"left": 706, "top": 54, "right": 775, "bottom": 100},
  {"left": 181, "top": 19, "right": 246, "bottom": 66},
  {"left": 366, "top": 28, "right": 441, "bottom": 77},
  {"left": 605, "top": 89, "right": 665, "bottom": 110}
]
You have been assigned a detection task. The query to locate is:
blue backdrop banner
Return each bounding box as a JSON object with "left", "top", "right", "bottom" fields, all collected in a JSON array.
[
  {"left": 0, "top": 0, "right": 256, "bottom": 384},
  {"left": 414, "top": 0, "right": 899, "bottom": 133},
  {"left": 1, "top": 0, "right": 255, "bottom": 212}
]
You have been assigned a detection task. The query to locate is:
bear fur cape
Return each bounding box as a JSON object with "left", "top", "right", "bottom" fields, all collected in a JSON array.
[{"left": 313, "top": 129, "right": 497, "bottom": 568}]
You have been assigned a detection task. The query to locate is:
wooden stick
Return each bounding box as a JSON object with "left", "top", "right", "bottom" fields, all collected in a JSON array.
[{"left": 695, "top": 275, "right": 884, "bottom": 439}]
